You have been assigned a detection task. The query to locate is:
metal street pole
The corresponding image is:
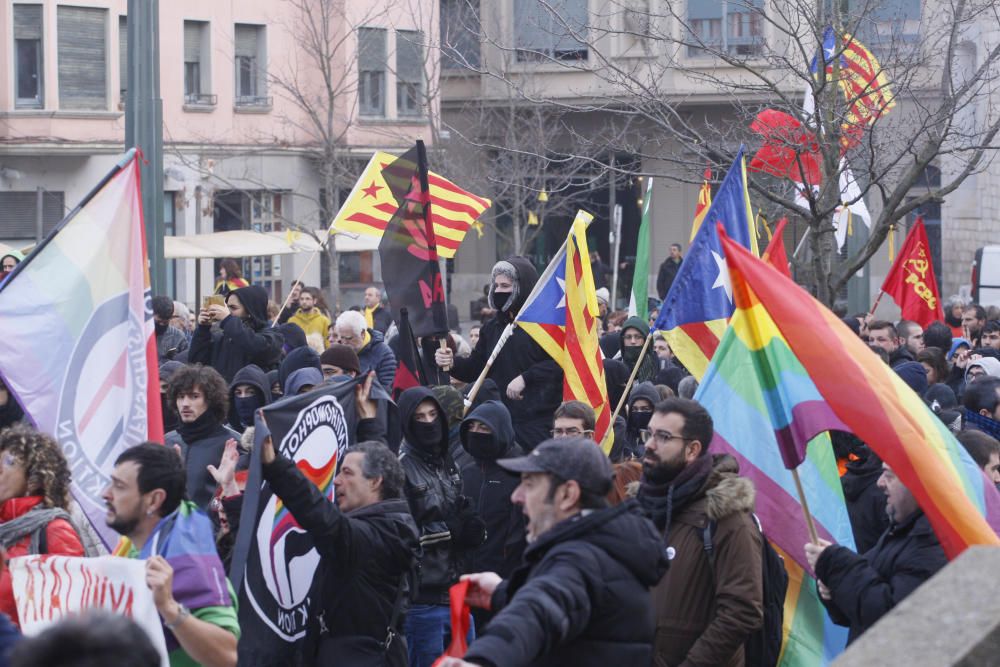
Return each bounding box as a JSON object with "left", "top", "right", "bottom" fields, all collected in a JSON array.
[{"left": 126, "top": 0, "right": 165, "bottom": 294}]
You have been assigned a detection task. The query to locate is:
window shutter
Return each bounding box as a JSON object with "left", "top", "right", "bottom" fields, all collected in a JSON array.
[
  {"left": 514, "top": 0, "right": 550, "bottom": 52},
  {"left": 119, "top": 16, "right": 127, "bottom": 94},
  {"left": 58, "top": 6, "right": 107, "bottom": 110},
  {"left": 0, "top": 192, "right": 66, "bottom": 236},
  {"left": 235, "top": 24, "right": 258, "bottom": 58},
  {"left": 14, "top": 5, "right": 43, "bottom": 40},
  {"left": 688, "top": 0, "right": 722, "bottom": 20},
  {"left": 396, "top": 31, "right": 422, "bottom": 82},
  {"left": 184, "top": 22, "right": 202, "bottom": 62},
  {"left": 358, "top": 27, "right": 387, "bottom": 71}
]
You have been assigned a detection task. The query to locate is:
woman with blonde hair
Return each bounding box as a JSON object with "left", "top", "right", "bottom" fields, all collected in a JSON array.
[{"left": 0, "top": 424, "right": 85, "bottom": 626}]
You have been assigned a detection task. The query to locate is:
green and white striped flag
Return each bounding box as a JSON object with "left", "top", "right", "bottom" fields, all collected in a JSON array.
[{"left": 628, "top": 177, "right": 653, "bottom": 320}]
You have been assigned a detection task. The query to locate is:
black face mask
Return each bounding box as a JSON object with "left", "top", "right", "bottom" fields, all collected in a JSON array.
[
  {"left": 628, "top": 410, "right": 652, "bottom": 433},
  {"left": 235, "top": 395, "right": 262, "bottom": 428},
  {"left": 492, "top": 290, "right": 513, "bottom": 312},
  {"left": 154, "top": 320, "right": 168, "bottom": 335},
  {"left": 411, "top": 420, "right": 443, "bottom": 450},
  {"left": 463, "top": 431, "right": 504, "bottom": 461}
]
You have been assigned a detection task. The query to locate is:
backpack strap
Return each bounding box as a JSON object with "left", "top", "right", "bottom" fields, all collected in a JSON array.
[{"left": 701, "top": 517, "right": 718, "bottom": 568}]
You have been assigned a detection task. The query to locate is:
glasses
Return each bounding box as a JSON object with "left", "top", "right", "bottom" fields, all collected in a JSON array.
[
  {"left": 639, "top": 429, "right": 693, "bottom": 446},
  {"left": 550, "top": 428, "right": 594, "bottom": 438}
]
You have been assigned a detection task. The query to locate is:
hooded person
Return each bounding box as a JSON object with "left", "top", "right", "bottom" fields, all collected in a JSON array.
[
  {"left": 623, "top": 382, "right": 659, "bottom": 460},
  {"left": 227, "top": 364, "right": 272, "bottom": 434},
  {"left": 397, "top": 386, "right": 485, "bottom": 667},
  {"left": 432, "top": 384, "right": 468, "bottom": 468},
  {"left": 458, "top": 401, "right": 526, "bottom": 588},
  {"left": 966, "top": 357, "right": 1000, "bottom": 384},
  {"left": 617, "top": 316, "right": 658, "bottom": 383},
  {"left": 189, "top": 284, "right": 283, "bottom": 382},
  {"left": 278, "top": 345, "right": 322, "bottom": 392},
  {"left": 435, "top": 256, "right": 562, "bottom": 451},
  {"left": 834, "top": 434, "right": 890, "bottom": 554},
  {"left": 157, "top": 360, "right": 186, "bottom": 434},
  {"left": 276, "top": 322, "right": 308, "bottom": 354},
  {"left": 893, "top": 361, "right": 929, "bottom": 396},
  {"left": 266, "top": 369, "right": 282, "bottom": 400},
  {"left": 925, "top": 383, "right": 963, "bottom": 433},
  {"left": 284, "top": 367, "right": 324, "bottom": 396},
  {"left": 0, "top": 377, "right": 25, "bottom": 432}
]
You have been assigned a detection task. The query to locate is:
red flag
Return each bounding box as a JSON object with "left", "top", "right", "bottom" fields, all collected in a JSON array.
[
  {"left": 391, "top": 307, "right": 427, "bottom": 399},
  {"left": 432, "top": 580, "right": 472, "bottom": 665},
  {"left": 761, "top": 218, "right": 792, "bottom": 280},
  {"left": 879, "top": 217, "right": 944, "bottom": 328},
  {"left": 748, "top": 109, "right": 823, "bottom": 186}
]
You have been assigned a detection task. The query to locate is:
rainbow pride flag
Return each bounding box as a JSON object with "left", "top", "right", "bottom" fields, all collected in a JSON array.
[
  {"left": 0, "top": 150, "right": 163, "bottom": 547},
  {"left": 696, "top": 284, "right": 855, "bottom": 664},
  {"left": 718, "top": 228, "right": 1000, "bottom": 559}
]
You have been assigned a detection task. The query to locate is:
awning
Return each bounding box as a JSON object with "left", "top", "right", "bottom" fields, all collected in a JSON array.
[{"left": 163, "top": 230, "right": 377, "bottom": 259}]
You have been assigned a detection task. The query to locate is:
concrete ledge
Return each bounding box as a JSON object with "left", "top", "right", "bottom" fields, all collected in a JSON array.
[{"left": 833, "top": 546, "right": 1000, "bottom": 666}]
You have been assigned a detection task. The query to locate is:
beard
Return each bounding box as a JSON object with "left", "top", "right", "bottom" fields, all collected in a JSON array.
[
  {"left": 106, "top": 507, "right": 141, "bottom": 536},
  {"left": 642, "top": 449, "right": 687, "bottom": 485}
]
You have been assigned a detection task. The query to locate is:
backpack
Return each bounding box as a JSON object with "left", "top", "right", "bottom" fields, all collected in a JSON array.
[{"left": 702, "top": 514, "right": 789, "bottom": 667}]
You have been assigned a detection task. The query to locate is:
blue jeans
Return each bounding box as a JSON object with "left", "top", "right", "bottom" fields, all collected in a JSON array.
[{"left": 404, "top": 603, "right": 476, "bottom": 667}]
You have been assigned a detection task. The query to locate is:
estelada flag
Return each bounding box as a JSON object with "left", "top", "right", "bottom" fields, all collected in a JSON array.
[
  {"left": 879, "top": 216, "right": 944, "bottom": 328},
  {"left": 0, "top": 149, "right": 162, "bottom": 548},
  {"left": 330, "top": 151, "right": 491, "bottom": 258}
]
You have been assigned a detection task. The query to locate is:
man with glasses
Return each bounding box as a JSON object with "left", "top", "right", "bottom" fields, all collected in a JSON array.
[
  {"left": 636, "top": 398, "right": 763, "bottom": 667},
  {"left": 551, "top": 401, "right": 596, "bottom": 439}
]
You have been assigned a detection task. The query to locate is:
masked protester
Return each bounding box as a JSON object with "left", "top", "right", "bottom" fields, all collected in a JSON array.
[
  {"left": 623, "top": 382, "right": 658, "bottom": 460},
  {"left": 158, "top": 361, "right": 186, "bottom": 434},
  {"left": 617, "top": 317, "right": 658, "bottom": 383},
  {"left": 434, "top": 257, "right": 562, "bottom": 451},
  {"left": 227, "top": 365, "right": 271, "bottom": 434}
]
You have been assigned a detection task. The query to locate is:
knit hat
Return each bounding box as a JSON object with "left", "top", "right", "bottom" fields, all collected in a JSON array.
[
  {"left": 432, "top": 385, "right": 465, "bottom": 427},
  {"left": 893, "top": 360, "right": 928, "bottom": 395},
  {"left": 319, "top": 344, "right": 361, "bottom": 375},
  {"left": 595, "top": 288, "right": 610, "bottom": 306}
]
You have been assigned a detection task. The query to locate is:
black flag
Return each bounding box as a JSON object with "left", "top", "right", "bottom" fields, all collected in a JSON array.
[
  {"left": 391, "top": 307, "right": 428, "bottom": 400},
  {"left": 379, "top": 141, "right": 449, "bottom": 338},
  {"left": 230, "top": 377, "right": 394, "bottom": 666}
]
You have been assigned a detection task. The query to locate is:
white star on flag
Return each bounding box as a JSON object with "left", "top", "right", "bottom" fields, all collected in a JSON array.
[
  {"left": 555, "top": 276, "right": 566, "bottom": 309},
  {"left": 711, "top": 250, "right": 733, "bottom": 303}
]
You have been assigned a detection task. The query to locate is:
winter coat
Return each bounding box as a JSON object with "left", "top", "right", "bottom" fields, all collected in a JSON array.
[
  {"left": 841, "top": 451, "right": 889, "bottom": 554},
  {"left": 657, "top": 257, "right": 683, "bottom": 300},
  {"left": 189, "top": 286, "right": 283, "bottom": 382},
  {"left": 616, "top": 317, "right": 659, "bottom": 383},
  {"left": 165, "top": 420, "right": 241, "bottom": 510},
  {"left": 650, "top": 469, "right": 764, "bottom": 667},
  {"left": 0, "top": 496, "right": 85, "bottom": 627},
  {"left": 397, "top": 387, "right": 469, "bottom": 605},
  {"left": 816, "top": 511, "right": 946, "bottom": 643},
  {"left": 370, "top": 305, "right": 394, "bottom": 335},
  {"left": 358, "top": 328, "right": 398, "bottom": 390},
  {"left": 156, "top": 325, "right": 189, "bottom": 364},
  {"left": 463, "top": 502, "right": 669, "bottom": 667},
  {"left": 262, "top": 455, "right": 418, "bottom": 666},
  {"left": 287, "top": 308, "right": 331, "bottom": 348},
  {"left": 459, "top": 401, "right": 526, "bottom": 578},
  {"left": 227, "top": 364, "right": 272, "bottom": 432}
]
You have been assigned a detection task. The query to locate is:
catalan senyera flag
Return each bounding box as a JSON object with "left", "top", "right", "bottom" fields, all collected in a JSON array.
[
  {"left": 689, "top": 166, "right": 713, "bottom": 242},
  {"left": 517, "top": 211, "right": 612, "bottom": 452},
  {"left": 719, "top": 227, "right": 1000, "bottom": 559},
  {"left": 879, "top": 216, "right": 944, "bottom": 328},
  {"left": 330, "top": 151, "right": 491, "bottom": 258},
  {"left": 654, "top": 148, "right": 759, "bottom": 379},
  {"left": 0, "top": 150, "right": 163, "bottom": 548}
]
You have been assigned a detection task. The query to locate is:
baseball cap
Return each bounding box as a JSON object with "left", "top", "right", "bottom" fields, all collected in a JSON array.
[{"left": 498, "top": 437, "right": 613, "bottom": 495}]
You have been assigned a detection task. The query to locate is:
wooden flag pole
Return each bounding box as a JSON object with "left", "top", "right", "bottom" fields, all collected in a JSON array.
[
  {"left": 790, "top": 466, "right": 820, "bottom": 544},
  {"left": 600, "top": 332, "right": 654, "bottom": 445},
  {"left": 868, "top": 290, "right": 885, "bottom": 317},
  {"left": 462, "top": 322, "right": 516, "bottom": 415}
]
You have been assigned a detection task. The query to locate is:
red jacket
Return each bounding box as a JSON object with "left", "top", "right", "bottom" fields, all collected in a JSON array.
[{"left": 0, "top": 496, "right": 84, "bottom": 627}]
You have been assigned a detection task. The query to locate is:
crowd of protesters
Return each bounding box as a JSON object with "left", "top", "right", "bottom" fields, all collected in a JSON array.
[{"left": 0, "top": 252, "right": 999, "bottom": 667}]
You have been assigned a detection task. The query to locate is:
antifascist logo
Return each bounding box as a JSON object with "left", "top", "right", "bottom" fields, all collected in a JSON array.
[
  {"left": 57, "top": 291, "right": 151, "bottom": 516},
  {"left": 244, "top": 394, "right": 349, "bottom": 641}
]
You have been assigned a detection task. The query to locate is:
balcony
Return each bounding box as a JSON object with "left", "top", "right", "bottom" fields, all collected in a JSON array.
[
  {"left": 183, "top": 93, "right": 217, "bottom": 112},
  {"left": 234, "top": 95, "right": 273, "bottom": 113}
]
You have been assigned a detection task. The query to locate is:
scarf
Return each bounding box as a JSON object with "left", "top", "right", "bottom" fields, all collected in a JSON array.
[
  {"left": 0, "top": 504, "right": 74, "bottom": 552},
  {"left": 176, "top": 410, "right": 227, "bottom": 443},
  {"left": 964, "top": 409, "right": 1000, "bottom": 440},
  {"left": 364, "top": 306, "right": 376, "bottom": 330},
  {"left": 637, "top": 453, "right": 714, "bottom": 536},
  {"left": 622, "top": 346, "right": 658, "bottom": 383}
]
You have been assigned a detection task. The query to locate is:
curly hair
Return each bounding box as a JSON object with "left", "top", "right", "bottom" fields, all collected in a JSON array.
[
  {"left": 168, "top": 364, "right": 229, "bottom": 423},
  {"left": 0, "top": 424, "right": 72, "bottom": 509}
]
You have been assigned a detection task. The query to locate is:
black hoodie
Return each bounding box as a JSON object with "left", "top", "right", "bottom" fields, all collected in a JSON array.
[
  {"left": 189, "top": 285, "right": 283, "bottom": 382},
  {"left": 449, "top": 256, "right": 563, "bottom": 450},
  {"left": 841, "top": 446, "right": 889, "bottom": 554},
  {"left": 459, "top": 401, "right": 526, "bottom": 579},
  {"left": 464, "top": 502, "right": 669, "bottom": 667},
  {"left": 227, "top": 364, "right": 272, "bottom": 432},
  {"left": 397, "top": 386, "right": 467, "bottom": 605}
]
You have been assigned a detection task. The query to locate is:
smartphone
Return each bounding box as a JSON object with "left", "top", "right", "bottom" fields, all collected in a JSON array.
[{"left": 202, "top": 295, "right": 225, "bottom": 309}]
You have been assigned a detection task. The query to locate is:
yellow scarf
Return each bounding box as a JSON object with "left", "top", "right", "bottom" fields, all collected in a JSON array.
[{"left": 364, "top": 306, "right": 376, "bottom": 330}]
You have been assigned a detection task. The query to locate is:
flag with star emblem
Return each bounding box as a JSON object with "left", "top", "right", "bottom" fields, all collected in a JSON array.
[
  {"left": 517, "top": 210, "right": 613, "bottom": 452},
  {"left": 653, "top": 147, "right": 759, "bottom": 379},
  {"left": 329, "top": 151, "right": 491, "bottom": 258}
]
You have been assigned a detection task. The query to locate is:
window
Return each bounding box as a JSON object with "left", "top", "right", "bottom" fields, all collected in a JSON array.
[
  {"left": 687, "top": 0, "right": 763, "bottom": 57},
  {"left": 440, "top": 0, "right": 481, "bottom": 69},
  {"left": 358, "top": 27, "right": 386, "bottom": 116},
  {"left": 846, "top": 0, "right": 920, "bottom": 48},
  {"left": 396, "top": 30, "right": 423, "bottom": 116},
  {"left": 234, "top": 24, "right": 266, "bottom": 105},
  {"left": 118, "top": 16, "right": 127, "bottom": 102},
  {"left": 185, "top": 21, "right": 213, "bottom": 104},
  {"left": 0, "top": 190, "right": 65, "bottom": 236},
  {"left": 514, "top": 0, "right": 588, "bottom": 62},
  {"left": 14, "top": 4, "right": 44, "bottom": 108},
  {"left": 58, "top": 6, "right": 107, "bottom": 110}
]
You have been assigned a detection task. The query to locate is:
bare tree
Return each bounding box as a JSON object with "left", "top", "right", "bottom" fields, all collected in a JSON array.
[{"left": 443, "top": 0, "right": 1000, "bottom": 305}]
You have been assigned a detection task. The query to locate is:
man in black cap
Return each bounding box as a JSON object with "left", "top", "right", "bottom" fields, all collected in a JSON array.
[{"left": 439, "top": 437, "right": 669, "bottom": 667}]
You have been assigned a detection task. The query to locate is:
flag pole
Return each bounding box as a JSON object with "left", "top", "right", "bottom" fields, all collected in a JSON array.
[
  {"left": 600, "top": 332, "right": 654, "bottom": 445},
  {"left": 791, "top": 466, "right": 820, "bottom": 544},
  {"left": 462, "top": 322, "right": 516, "bottom": 415},
  {"left": 868, "top": 290, "right": 885, "bottom": 316}
]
